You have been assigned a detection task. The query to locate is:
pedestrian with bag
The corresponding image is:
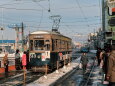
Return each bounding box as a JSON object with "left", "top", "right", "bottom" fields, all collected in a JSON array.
[
  {"left": 81, "top": 52, "right": 88, "bottom": 74},
  {"left": 107, "top": 45, "right": 115, "bottom": 86}
]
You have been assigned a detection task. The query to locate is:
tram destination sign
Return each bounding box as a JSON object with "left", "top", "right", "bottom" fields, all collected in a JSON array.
[{"left": 34, "top": 35, "right": 44, "bottom": 38}]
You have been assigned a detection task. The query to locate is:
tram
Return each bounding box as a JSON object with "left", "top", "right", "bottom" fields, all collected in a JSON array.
[{"left": 29, "top": 30, "right": 72, "bottom": 72}]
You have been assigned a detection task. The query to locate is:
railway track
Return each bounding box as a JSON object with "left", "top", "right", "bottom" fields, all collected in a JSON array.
[
  {"left": 53, "top": 53, "right": 96, "bottom": 86},
  {"left": 0, "top": 70, "right": 44, "bottom": 86},
  {"left": 80, "top": 58, "right": 96, "bottom": 86}
]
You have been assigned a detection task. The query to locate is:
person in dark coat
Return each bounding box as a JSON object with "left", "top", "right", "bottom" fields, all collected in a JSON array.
[
  {"left": 96, "top": 48, "right": 101, "bottom": 66},
  {"left": 107, "top": 45, "right": 115, "bottom": 86},
  {"left": 81, "top": 53, "right": 88, "bottom": 74},
  {"left": 26, "top": 50, "right": 29, "bottom": 69},
  {"left": 15, "top": 49, "right": 21, "bottom": 70},
  {"left": 102, "top": 49, "right": 110, "bottom": 83}
]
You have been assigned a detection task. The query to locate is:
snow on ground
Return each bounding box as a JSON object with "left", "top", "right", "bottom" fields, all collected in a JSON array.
[{"left": 27, "top": 58, "right": 81, "bottom": 86}]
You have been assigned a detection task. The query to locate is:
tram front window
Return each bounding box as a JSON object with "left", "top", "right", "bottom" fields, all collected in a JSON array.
[{"left": 34, "top": 40, "right": 44, "bottom": 50}]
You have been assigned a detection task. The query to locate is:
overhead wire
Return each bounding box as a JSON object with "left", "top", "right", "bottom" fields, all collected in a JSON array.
[
  {"left": 0, "top": 1, "right": 34, "bottom": 7},
  {"left": 31, "top": 0, "right": 53, "bottom": 29},
  {"left": 75, "top": 0, "right": 90, "bottom": 27},
  {"left": 0, "top": 7, "right": 42, "bottom": 11},
  {"left": 75, "top": 0, "right": 101, "bottom": 31},
  {"left": 0, "top": 0, "right": 101, "bottom": 33},
  {"left": 37, "top": 9, "right": 44, "bottom": 29}
]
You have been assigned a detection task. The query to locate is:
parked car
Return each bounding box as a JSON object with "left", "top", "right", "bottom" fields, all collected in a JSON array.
[{"left": 80, "top": 47, "right": 89, "bottom": 53}]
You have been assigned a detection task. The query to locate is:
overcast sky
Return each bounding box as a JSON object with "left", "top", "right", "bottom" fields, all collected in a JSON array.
[{"left": 0, "top": 0, "right": 101, "bottom": 43}]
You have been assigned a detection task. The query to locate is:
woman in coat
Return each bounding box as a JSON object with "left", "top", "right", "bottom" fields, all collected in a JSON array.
[{"left": 22, "top": 51, "right": 27, "bottom": 70}]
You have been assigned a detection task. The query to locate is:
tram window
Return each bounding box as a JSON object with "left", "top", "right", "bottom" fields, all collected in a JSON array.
[
  {"left": 45, "top": 44, "right": 50, "bottom": 50},
  {"left": 45, "top": 40, "right": 50, "bottom": 50},
  {"left": 30, "top": 40, "right": 33, "bottom": 50},
  {"left": 34, "top": 40, "right": 44, "bottom": 50}
]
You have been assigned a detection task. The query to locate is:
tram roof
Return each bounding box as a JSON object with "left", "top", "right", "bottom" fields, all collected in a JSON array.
[
  {"left": 30, "top": 30, "right": 61, "bottom": 35},
  {"left": 30, "top": 30, "right": 71, "bottom": 39},
  {"left": 30, "top": 30, "right": 71, "bottom": 40}
]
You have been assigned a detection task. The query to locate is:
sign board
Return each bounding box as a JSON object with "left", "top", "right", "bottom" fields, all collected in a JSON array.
[{"left": 42, "top": 53, "right": 46, "bottom": 61}]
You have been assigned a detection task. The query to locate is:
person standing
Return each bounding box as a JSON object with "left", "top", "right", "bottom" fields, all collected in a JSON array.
[
  {"left": 100, "top": 50, "right": 105, "bottom": 68},
  {"left": 15, "top": 49, "right": 21, "bottom": 70},
  {"left": 96, "top": 48, "right": 101, "bottom": 66},
  {"left": 107, "top": 45, "right": 115, "bottom": 86},
  {"left": 26, "top": 50, "right": 29, "bottom": 69},
  {"left": 3, "top": 53, "right": 9, "bottom": 73},
  {"left": 22, "top": 51, "right": 27, "bottom": 70},
  {"left": 102, "top": 49, "right": 110, "bottom": 84},
  {"left": 81, "top": 53, "right": 88, "bottom": 74}
]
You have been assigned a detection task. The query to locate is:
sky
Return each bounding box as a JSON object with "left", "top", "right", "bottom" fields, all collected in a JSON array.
[{"left": 0, "top": 0, "right": 102, "bottom": 43}]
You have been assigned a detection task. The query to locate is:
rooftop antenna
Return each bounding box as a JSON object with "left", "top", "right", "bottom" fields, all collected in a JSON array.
[{"left": 50, "top": 15, "right": 61, "bottom": 32}]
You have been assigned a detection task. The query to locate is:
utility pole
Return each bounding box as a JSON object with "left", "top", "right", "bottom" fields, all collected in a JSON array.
[
  {"left": 16, "top": 27, "right": 19, "bottom": 49},
  {"left": 21, "top": 22, "right": 24, "bottom": 52},
  {"left": 102, "top": 0, "right": 106, "bottom": 49},
  {"left": 102, "top": 0, "right": 105, "bottom": 32},
  {"left": 8, "top": 23, "right": 24, "bottom": 50}
]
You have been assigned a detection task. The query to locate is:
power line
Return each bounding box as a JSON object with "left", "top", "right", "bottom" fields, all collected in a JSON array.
[
  {"left": 0, "top": 7, "right": 42, "bottom": 11},
  {"left": 0, "top": 1, "right": 33, "bottom": 7},
  {"left": 51, "top": 5, "right": 99, "bottom": 10},
  {"left": 75, "top": 0, "right": 90, "bottom": 27},
  {"left": 37, "top": 9, "right": 43, "bottom": 29}
]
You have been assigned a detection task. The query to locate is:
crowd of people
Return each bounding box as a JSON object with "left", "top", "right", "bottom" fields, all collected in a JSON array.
[
  {"left": 2, "top": 49, "right": 29, "bottom": 74},
  {"left": 2, "top": 45, "right": 115, "bottom": 86},
  {"left": 96, "top": 45, "right": 115, "bottom": 86}
]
